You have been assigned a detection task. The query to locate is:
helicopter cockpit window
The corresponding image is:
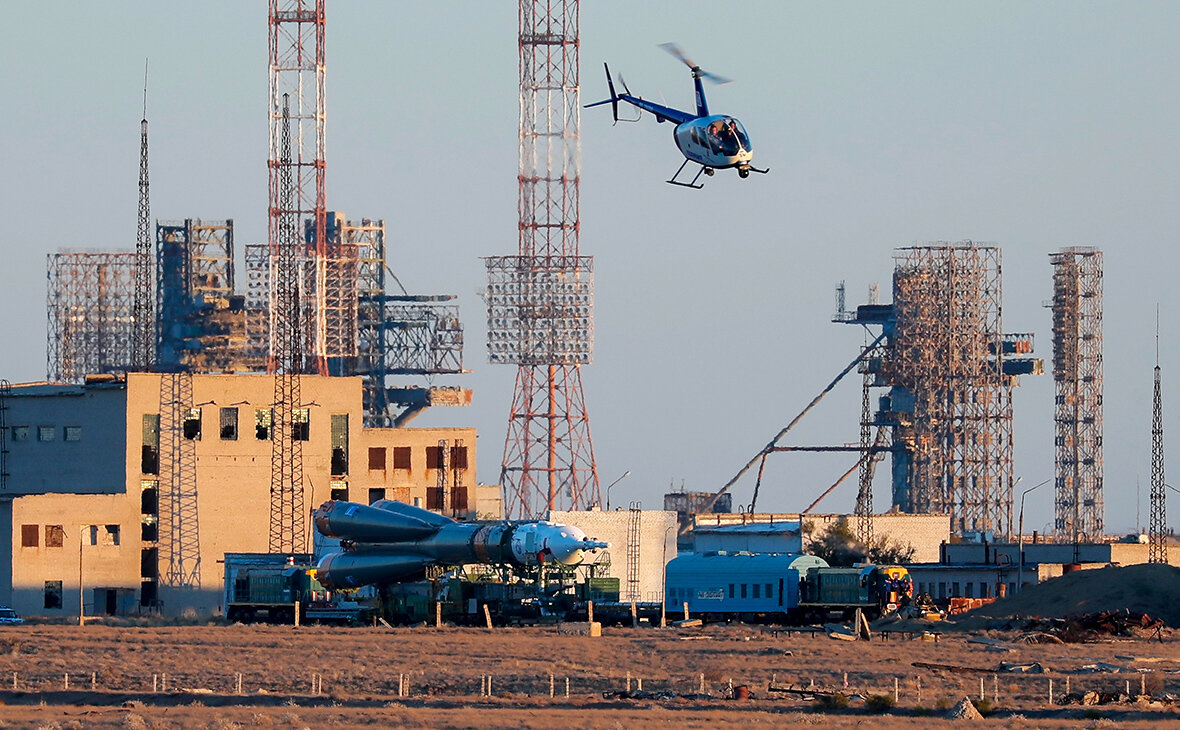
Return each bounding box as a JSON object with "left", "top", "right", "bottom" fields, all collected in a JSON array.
[
  {"left": 707, "top": 119, "right": 744, "bottom": 157},
  {"left": 730, "top": 119, "right": 751, "bottom": 151}
]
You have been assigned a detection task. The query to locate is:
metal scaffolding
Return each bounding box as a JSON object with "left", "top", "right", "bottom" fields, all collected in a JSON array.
[
  {"left": 487, "top": 0, "right": 600, "bottom": 518},
  {"left": 46, "top": 252, "right": 136, "bottom": 383},
  {"left": 1150, "top": 326, "right": 1167, "bottom": 563},
  {"left": 1050, "top": 248, "right": 1104, "bottom": 541},
  {"left": 889, "top": 244, "right": 1015, "bottom": 537}
]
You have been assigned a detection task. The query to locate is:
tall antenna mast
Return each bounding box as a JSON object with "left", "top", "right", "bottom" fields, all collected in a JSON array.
[
  {"left": 132, "top": 59, "right": 155, "bottom": 371},
  {"left": 1149, "top": 306, "right": 1168, "bottom": 563}
]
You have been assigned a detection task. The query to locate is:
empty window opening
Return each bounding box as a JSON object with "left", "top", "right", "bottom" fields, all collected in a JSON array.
[
  {"left": 141, "top": 480, "right": 159, "bottom": 516},
  {"left": 220, "top": 407, "right": 238, "bottom": 440},
  {"left": 182, "top": 408, "right": 201, "bottom": 440},
  {"left": 43, "top": 581, "right": 63, "bottom": 610},
  {"left": 393, "top": 447, "right": 411, "bottom": 470},
  {"left": 330, "top": 414, "right": 348, "bottom": 475},
  {"left": 45, "top": 525, "right": 64, "bottom": 548},
  {"left": 330, "top": 480, "right": 349, "bottom": 502},
  {"left": 292, "top": 409, "right": 310, "bottom": 441},
  {"left": 255, "top": 409, "right": 272, "bottom": 440},
  {"left": 367, "top": 488, "right": 386, "bottom": 505},
  {"left": 141, "top": 414, "right": 160, "bottom": 475},
  {"left": 103, "top": 525, "right": 120, "bottom": 546},
  {"left": 141, "top": 516, "right": 158, "bottom": 542}
]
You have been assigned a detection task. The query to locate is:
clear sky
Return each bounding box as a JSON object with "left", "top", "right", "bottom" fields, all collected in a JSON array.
[{"left": 2, "top": 2, "right": 1178, "bottom": 535}]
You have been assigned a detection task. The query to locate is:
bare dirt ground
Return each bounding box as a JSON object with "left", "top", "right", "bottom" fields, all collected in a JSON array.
[{"left": 0, "top": 621, "right": 1178, "bottom": 729}]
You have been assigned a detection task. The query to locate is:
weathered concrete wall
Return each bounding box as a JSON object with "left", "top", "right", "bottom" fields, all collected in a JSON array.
[{"left": 549, "top": 509, "right": 678, "bottom": 603}]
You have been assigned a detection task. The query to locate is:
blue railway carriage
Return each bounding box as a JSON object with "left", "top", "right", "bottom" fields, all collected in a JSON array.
[{"left": 664, "top": 552, "right": 828, "bottom": 622}]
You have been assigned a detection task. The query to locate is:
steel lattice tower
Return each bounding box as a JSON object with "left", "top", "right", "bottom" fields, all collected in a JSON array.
[
  {"left": 269, "top": 95, "right": 306, "bottom": 553},
  {"left": 1149, "top": 340, "right": 1167, "bottom": 563},
  {"left": 268, "top": 0, "right": 337, "bottom": 377},
  {"left": 132, "top": 71, "right": 155, "bottom": 372},
  {"left": 889, "top": 244, "right": 1014, "bottom": 537},
  {"left": 1050, "top": 248, "right": 1104, "bottom": 541},
  {"left": 158, "top": 372, "right": 201, "bottom": 587},
  {"left": 486, "top": 0, "right": 600, "bottom": 518}
]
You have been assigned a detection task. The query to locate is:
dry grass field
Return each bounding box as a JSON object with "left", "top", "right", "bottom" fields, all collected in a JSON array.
[{"left": 0, "top": 621, "right": 1177, "bottom": 728}]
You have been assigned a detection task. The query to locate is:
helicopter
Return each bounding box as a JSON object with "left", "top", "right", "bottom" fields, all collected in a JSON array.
[{"left": 586, "top": 44, "right": 769, "bottom": 189}]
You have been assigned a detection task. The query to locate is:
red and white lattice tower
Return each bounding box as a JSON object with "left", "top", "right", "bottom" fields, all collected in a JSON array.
[
  {"left": 268, "top": 0, "right": 338, "bottom": 377},
  {"left": 486, "top": 0, "right": 600, "bottom": 518}
]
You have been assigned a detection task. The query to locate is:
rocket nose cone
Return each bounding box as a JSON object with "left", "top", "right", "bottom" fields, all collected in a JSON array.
[{"left": 541, "top": 525, "right": 609, "bottom": 566}]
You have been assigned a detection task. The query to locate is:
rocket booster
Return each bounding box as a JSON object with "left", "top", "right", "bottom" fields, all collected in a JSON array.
[{"left": 312, "top": 499, "right": 608, "bottom": 590}]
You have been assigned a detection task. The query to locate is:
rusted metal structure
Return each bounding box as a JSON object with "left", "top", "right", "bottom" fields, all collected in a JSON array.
[
  {"left": 1050, "top": 248, "right": 1104, "bottom": 541},
  {"left": 486, "top": 0, "right": 599, "bottom": 519},
  {"left": 46, "top": 252, "right": 136, "bottom": 383}
]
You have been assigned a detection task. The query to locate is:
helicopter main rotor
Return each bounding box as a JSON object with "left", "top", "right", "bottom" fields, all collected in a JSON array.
[{"left": 659, "top": 43, "right": 731, "bottom": 84}]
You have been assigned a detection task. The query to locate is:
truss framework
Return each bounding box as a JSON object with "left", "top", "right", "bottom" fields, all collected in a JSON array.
[
  {"left": 888, "top": 244, "right": 1014, "bottom": 536},
  {"left": 157, "top": 372, "right": 201, "bottom": 588},
  {"left": 1050, "top": 248, "right": 1104, "bottom": 541},
  {"left": 47, "top": 252, "right": 136, "bottom": 382}
]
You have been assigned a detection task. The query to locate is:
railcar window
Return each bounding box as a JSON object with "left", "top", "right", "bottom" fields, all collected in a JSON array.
[
  {"left": 766, "top": 583, "right": 772, "bottom": 598},
  {"left": 740, "top": 584, "right": 747, "bottom": 599},
  {"left": 753, "top": 584, "right": 760, "bottom": 599},
  {"left": 728, "top": 584, "right": 734, "bottom": 599}
]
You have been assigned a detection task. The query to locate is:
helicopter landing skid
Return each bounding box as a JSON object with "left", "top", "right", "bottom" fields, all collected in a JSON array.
[{"left": 667, "top": 159, "right": 712, "bottom": 189}]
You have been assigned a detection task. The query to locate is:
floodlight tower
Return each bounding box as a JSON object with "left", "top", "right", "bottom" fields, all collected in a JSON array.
[{"left": 486, "top": 0, "right": 600, "bottom": 518}]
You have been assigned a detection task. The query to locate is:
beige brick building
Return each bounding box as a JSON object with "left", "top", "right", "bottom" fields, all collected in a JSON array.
[{"left": 0, "top": 373, "right": 498, "bottom": 618}]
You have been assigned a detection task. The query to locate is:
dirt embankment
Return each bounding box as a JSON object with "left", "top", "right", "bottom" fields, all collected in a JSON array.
[{"left": 964, "top": 563, "right": 1180, "bottom": 625}]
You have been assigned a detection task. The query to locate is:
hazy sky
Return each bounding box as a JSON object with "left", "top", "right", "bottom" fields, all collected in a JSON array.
[{"left": 2, "top": 2, "right": 1178, "bottom": 534}]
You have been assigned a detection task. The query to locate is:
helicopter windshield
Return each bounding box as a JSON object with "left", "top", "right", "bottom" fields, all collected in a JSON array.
[{"left": 706, "top": 118, "right": 750, "bottom": 157}]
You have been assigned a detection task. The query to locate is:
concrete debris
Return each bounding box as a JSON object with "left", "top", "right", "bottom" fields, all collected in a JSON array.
[
  {"left": 998, "top": 661, "right": 1048, "bottom": 674},
  {"left": 1077, "top": 662, "right": 1133, "bottom": 674},
  {"left": 947, "top": 696, "right": 983, "bottom": 720}
]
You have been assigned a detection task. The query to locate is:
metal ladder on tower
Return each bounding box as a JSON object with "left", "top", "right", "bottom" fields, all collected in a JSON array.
[
  {"left": 0, "top": 379, "right": 10, "bottom": 493},
  {"left": 626, "top": 502, "right": 642, "bottom": 603}
]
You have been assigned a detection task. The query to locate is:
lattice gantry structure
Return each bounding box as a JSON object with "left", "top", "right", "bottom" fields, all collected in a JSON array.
[
  {"left": 1050, "top": 248, "right": 1104, "bottom": 541},
  {"left": 889, "top": 245, "right": 1014, "bottom": 535},
  {"left": 487, "top": 0, "right": 600, "bottom": 519},
  {"left": 47, "top": 252, "right": 136, "bottom": 383}
]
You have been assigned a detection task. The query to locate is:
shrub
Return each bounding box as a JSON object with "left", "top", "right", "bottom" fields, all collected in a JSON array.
[
  {"left": 864, "top": 694, "right": 896, "bottom": 713},
  {"left": 813, "top": 692, "right": 851, "bottom": 711}
]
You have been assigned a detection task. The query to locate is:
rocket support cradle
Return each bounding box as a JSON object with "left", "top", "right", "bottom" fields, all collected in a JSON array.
[{"left": 312, "top": 499, "right": 608, "bottom": 589}]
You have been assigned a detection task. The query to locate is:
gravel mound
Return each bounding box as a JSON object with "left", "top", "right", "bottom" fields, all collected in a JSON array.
[{"left": 947, "top": 696, "right": 983, "bottom": 720}]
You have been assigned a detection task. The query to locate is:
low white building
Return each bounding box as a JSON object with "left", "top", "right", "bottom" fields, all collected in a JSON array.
[{"left": 549, "top": 508, "right": 678, "bottom": 603}]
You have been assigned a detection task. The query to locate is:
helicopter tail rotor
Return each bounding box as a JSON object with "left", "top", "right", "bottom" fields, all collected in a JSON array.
[
  {"left": 584, "top": 62, "right": 620, "bottom": 122},
  {"left": 659, "top": 43, "right": 731, "bottom": 84}
]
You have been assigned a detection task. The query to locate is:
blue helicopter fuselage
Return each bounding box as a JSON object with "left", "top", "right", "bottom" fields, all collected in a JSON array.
[{"left": 673, "top": 115, "right": 754, "bottom": 171}]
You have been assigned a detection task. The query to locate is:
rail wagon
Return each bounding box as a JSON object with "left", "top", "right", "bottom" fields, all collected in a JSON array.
[{"left": 664, "top": 552, "right": 828, "bottom": 621}]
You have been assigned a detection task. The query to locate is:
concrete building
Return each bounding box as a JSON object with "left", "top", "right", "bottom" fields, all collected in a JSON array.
[
  {"left": 690, "top": 512, "right": 951, "bottom": 563},
  {"left": 549, "top": 508, "right": 677, "bottom": 604},
  {"left": 1, "top": 373, "right": 498, "bottom": 618}
]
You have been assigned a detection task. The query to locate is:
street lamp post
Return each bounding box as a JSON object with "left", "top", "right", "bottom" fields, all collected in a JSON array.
[
  {"left": 605, "top": 470, "right": 631, "bottom": 510},
  {"left": 77, "top": 524, "right": 89, "bottom": 626},
  {"left": 1017, "top": 479, "right": 1051, "bottom": 594}
]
